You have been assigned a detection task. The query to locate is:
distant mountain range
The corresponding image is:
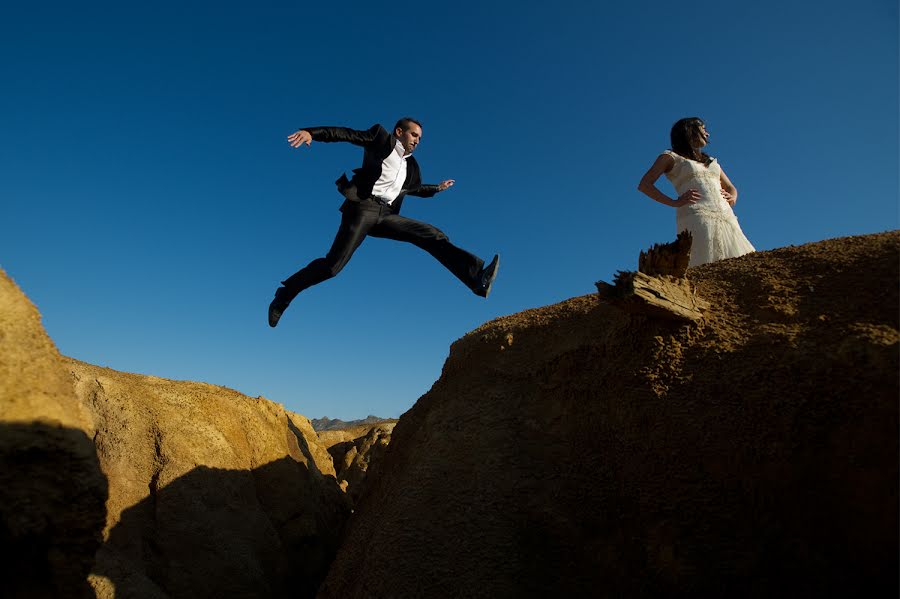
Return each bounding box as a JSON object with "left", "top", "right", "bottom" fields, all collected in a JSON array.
[{"left": 311, "top": 415, "right": 395, "bottom": 432}]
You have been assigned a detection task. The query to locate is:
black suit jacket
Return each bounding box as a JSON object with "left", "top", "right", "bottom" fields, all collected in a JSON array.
[{"left": 303, "top": 124, "right": 442, "bottom": 214}]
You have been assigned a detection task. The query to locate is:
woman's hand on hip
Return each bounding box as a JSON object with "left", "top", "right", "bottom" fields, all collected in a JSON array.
[{"left": 673, "top": 189, "right": 700, "bottom": 207}]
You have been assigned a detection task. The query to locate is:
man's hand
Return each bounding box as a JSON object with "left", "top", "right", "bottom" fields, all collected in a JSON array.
[
  {"left": 287, "top": 130, "right": 312, "bottom": 148},
  {"left": 437, "top": 179, "right": 455, "bottom": 192}
]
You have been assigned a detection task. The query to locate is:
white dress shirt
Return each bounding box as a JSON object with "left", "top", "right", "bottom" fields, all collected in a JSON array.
[{"left": 370, "top": 139, "right": 410, "bottom": 204}]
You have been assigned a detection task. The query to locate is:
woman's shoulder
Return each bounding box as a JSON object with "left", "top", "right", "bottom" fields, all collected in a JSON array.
[
  {"left": 657, "top": 150, "right": 680, "bottom": 174},
  {"left": 658, "top": 149, "right": 683, "bottom": 167},
  {"left": 660, "top": 149, "right": 681, "bottom": 160},
  {"left": 652, "top": 149, "right": 678, "bottom": 165}
]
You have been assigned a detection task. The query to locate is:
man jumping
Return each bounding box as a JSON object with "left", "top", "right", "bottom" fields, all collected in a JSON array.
[{"left": 268, "top": 117, "right": 500, "bottom": 327}]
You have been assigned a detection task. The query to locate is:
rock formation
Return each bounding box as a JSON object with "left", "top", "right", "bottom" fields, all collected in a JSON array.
[
  {"left": 318, "top": 423, "right": 396, "bottom": 502},
  {"left": 318, "top": 232, "right": 900, "bottom": 598},
  {"left": 67, "top": 359, "right": 351, "bottom": 599},
  {"left": 4, "top": 232, "right": 899, "bottom": 598},
  {"left": 0, "top": 269, "right": 107, "bottom": 599},
  {"left": 1, "top": 267, "right": 353, "bottom": 599}
]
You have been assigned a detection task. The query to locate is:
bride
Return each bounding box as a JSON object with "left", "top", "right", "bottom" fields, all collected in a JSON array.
[{"left": 638, "top": 117, "right": 755, "bottom": 266}]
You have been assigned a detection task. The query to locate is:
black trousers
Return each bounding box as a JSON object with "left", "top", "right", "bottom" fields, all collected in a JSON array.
[{"left": 280, "top": 198, "right": 484, "bottom": 301}]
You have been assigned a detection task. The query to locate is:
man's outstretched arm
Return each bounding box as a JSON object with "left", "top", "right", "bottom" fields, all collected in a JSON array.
[
  {"left": 287, "top": 124, "right": 385, "bottom": 149},
  {"left": 409, "top": 179, "right": 455, "bottom": 198}
]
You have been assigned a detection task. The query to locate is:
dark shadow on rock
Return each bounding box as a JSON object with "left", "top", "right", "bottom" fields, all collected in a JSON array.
[
  {"left": 0, "top": 422, "right": 108, "bottom": 599},
  {"left": 286, "top": 417, "right": 326, "bottom": 479},
  {"left": 497, "top": 316, "right": 900, "bottom": 597},
  {"left": 325, "top": 441, "right": 355, "bottom": 466},
  {"left": 92, "top": 456, "right": 349, "bottom": 599}
]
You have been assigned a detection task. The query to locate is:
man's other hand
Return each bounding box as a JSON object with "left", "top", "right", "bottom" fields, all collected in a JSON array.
[
  {"left": 288, "top": 130, "right": 312, "bottom": 148},
  {"left": 438, "top": 179, "right": 455, "bottom": 191}
]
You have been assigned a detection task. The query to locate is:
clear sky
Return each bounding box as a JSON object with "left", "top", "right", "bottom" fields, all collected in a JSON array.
[{"left": 3, "top": 0, "right": 897, "bottom": 420}]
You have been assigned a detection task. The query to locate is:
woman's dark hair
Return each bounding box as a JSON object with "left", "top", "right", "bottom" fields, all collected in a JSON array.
[{"left": 670, "top": 117, "right": 712, "bottom": 164}]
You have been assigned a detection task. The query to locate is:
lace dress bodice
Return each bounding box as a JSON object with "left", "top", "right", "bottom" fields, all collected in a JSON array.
[{"left": 661, "top": 150, "right": 732, "bottom": 219}]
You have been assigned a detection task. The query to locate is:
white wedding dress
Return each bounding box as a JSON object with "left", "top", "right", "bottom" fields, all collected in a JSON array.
[{"left": 662, "top": 150, "right": 755, "bottom": 266}]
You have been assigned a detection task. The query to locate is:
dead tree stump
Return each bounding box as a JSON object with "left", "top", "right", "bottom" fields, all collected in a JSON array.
[
  {"left": 638, "top": 230, "right": 693, "bottom": 277},
  {"left": 596, "top": 232, "right": 709, "bottom": 322}
]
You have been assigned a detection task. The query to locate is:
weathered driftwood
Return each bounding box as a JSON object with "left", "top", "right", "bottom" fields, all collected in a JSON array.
[
  {"left": 596, "top": 232, "right": 709, "bottom": 322},
  {"left": 596, "top": 271, "right": 709, "bottom": 321},
  {"left": 638, "top": 230, "right": 693, "bottom": 277}
]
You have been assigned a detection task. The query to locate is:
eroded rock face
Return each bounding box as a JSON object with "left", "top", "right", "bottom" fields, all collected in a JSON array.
[
  {"left": 318, "top": 423, "right": 396, "bottom": 502},
  {"left": 65, "top": 359, "right": 351, "bottom": 599},
  {"left": 319, "top": 233, "right": 900, "bottom": 598},
  {"left": 0, "top": 269, "right": 107, "bottom": 599},
  {"left": 2, "top": 265, "right": 354, "bottom": 598}
]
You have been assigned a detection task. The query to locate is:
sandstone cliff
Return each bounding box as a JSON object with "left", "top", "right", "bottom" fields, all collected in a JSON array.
[
  {"left": 4, "top": 232, "right": 898, "bottom": 598},
  {"left": 0, "top": 269, "right": 107, "bottom": 599},
  {"left": 67, "top": 359, "right": 350, "bottom": 598},
  {"left": 318, "top": 232, "right": 900, "bottom": 598},
  {"left": 0, "top": 267, "right": 353, "bottom": 598}
]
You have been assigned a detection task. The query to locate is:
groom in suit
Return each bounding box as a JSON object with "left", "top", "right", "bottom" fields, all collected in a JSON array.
[{"left": 268, "top": 117, "right": 500, "bottom": 327}]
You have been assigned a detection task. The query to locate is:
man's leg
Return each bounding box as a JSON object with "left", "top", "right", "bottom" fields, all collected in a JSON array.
[
  {"left": 269, "top": 201, "right": 379, "bottom": 326},
  {"left": 369, "top": 213, "right": 494, "bottom": 294}
]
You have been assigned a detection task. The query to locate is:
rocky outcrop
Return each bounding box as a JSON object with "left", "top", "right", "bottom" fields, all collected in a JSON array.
[
  {"left": 0, "top": 269, "right": 107, "bottom": 599},
  {"left": 1, "top": 267, "right": 353, "bottom": 598},
  {"left": 318, "top": 423, "right": 396, "bottom": 502},
  {"left": 319, "top": 232, "right": 900, "bottom": 598},
  {"left": 66, "top": 359, "right": 351, "bottom": 599}
]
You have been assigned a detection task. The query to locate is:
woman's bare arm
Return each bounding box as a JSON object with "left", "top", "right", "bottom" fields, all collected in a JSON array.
[
  {"left": 638, "top": 154, "right": 699, "bottom": 208},
  {"left": 719, "top": 168, "right": 738, "bottom": 206}
]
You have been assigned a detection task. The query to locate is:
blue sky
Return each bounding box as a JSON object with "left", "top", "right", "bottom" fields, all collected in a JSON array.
[{"left": 2, "top": 1, "right": 897, "bottom": 420}]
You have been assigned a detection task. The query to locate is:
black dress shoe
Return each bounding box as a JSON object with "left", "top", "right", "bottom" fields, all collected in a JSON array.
[
  {"left": 474, "top": 254, "right": 500, "bottom": 298},
  {"left": 268, "top": 288, "right": 291, "bottom": 328}
]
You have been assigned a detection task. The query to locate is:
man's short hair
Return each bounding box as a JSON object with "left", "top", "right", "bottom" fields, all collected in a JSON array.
[{"left": 394, "top": 117, "right": 422, "bottom": 132}]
